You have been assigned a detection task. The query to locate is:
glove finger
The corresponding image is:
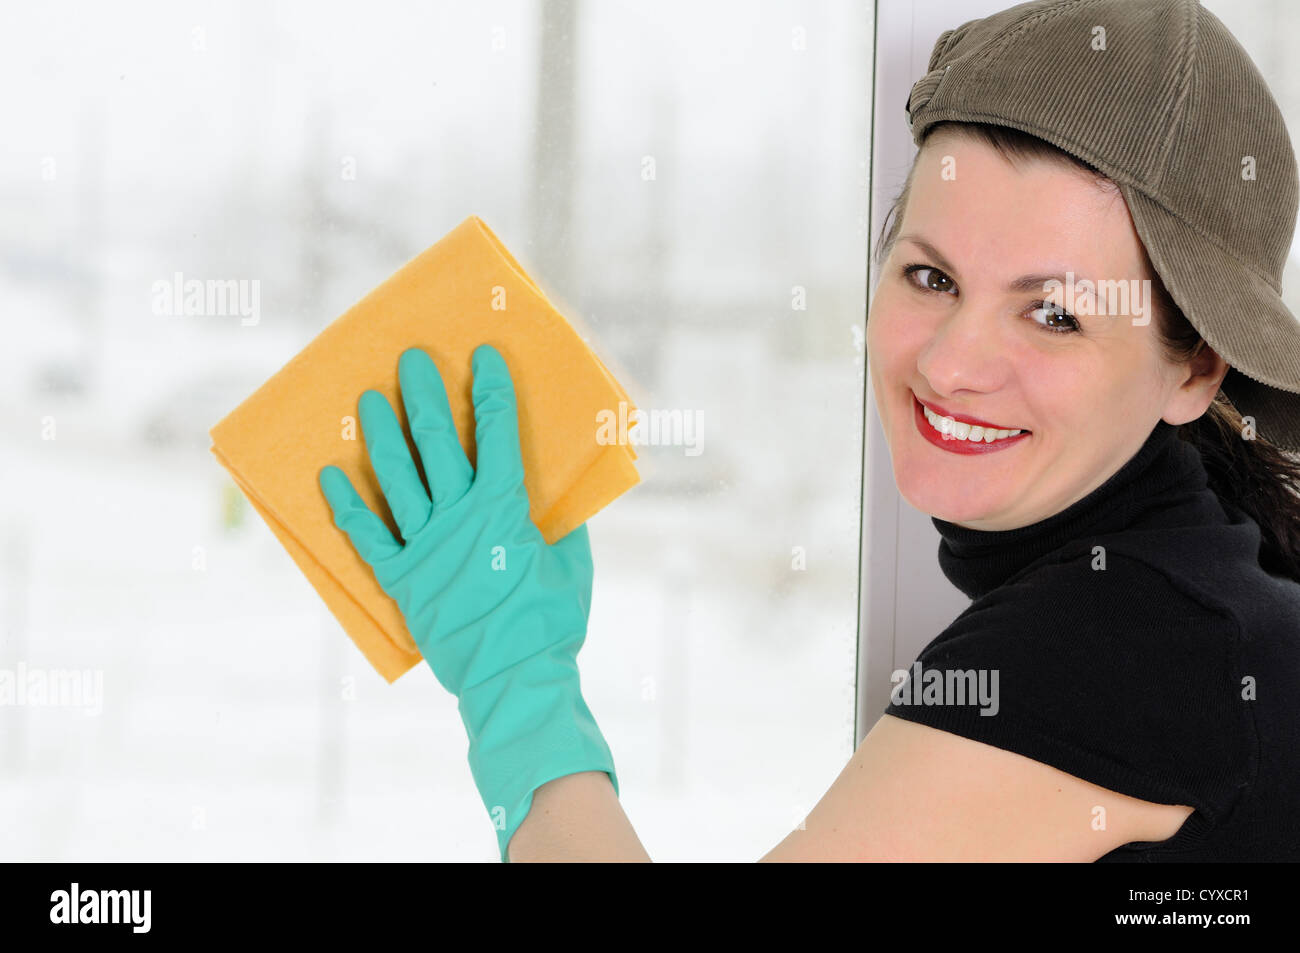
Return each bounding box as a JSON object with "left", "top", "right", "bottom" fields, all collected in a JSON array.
[
  {"left": 470, "top": 344, "right": 525, "bottom": 493},
  {"left": 318, "top": 465, "right": 403, "bottom": 564},
  {"left": 358, "top": 389, "right": 434, "bottom": 541},
  {"left": 398, "top": 348, "right": 473, "bottom": 511}
]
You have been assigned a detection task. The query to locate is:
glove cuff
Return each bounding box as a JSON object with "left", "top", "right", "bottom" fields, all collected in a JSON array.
[{"left": 458, "top": 660, "right": 619, "bottom": 863}]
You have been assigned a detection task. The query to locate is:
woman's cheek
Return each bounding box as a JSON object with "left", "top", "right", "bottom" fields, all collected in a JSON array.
[
  {"left": 1013, "top": 351, "right": 1102, "bottom": 434},
  {"left": 868, "top": 291, "right": 923, "bottom": 370},
  {"left": 889, "top": 309, "right": 939, "bottom": 372}
]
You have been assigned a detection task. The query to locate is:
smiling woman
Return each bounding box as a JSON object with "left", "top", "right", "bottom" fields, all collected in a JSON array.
[{"left": 834, "top": 0, "right": 1300, "bottom": 863}]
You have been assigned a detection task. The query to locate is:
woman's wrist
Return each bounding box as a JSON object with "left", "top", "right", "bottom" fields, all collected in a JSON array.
[{"left": 507, "top": 771, "right": 651, "bottom": 863}]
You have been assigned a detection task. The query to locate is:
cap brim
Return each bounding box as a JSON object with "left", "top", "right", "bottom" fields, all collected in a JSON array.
[{"left": 1120, "top": 182, "right": 1300, "bottom": 452}]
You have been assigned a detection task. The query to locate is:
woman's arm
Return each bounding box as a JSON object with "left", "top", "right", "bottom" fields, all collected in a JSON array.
[
  {"left": 507, "top": 772, "right": 652, "bottom": 862},
  {"left": 507, "top": 715, "right": 1194, "bottom": 862},
  {"left": 759, "top": 714, "right": 1194, "bottom": 861}
]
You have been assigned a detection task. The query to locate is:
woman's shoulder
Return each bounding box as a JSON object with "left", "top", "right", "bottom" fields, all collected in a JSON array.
[
  {"left": 900, "top": 541, "right": 1258, "bottom": 823},
  {"left": 1054, "top": 510, "right": 1300, "bottom": 646},
  {"left": 938, "top": 535, "right": 1243, "bottom": 664},
  {"left": 897, "top": 488, "right": 1299, "bottom": 853}
]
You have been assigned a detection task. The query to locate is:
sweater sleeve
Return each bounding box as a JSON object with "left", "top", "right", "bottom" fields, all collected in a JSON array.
[{"left": 882, "top": 550, "right": 1255, "bottom": 828}]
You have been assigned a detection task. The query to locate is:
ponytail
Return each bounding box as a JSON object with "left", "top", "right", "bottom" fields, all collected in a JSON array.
[{"left": 1153, "top": 286, "right": 1300, "bottom": 584}]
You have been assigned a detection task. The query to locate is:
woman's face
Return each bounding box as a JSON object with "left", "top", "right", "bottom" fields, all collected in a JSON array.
[{"left": 867, "top": 128, "right": 1219, "bottom": 531}]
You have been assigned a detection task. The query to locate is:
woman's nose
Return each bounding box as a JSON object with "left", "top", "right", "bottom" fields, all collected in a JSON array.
[{"left": 915, "top": 301, "right": 1010, "bottom": 395}]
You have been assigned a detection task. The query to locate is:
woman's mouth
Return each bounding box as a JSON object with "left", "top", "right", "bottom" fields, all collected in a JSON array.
[{"left": 912, "top": 394, "right": 1031, "bottom": 454}]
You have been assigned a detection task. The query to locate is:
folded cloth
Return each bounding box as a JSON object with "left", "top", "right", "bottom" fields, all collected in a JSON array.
[{"left": 209, "top": 215, "right": 639, "bottom": 683}]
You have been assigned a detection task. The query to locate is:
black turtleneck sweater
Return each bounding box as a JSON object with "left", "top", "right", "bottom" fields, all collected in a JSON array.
[{"left": 883, "top": 420, "right": 1300, "bottom": 861}]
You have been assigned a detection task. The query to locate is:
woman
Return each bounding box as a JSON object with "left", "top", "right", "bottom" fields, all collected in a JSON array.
[{"left": 319, "top": 0, "right": 1300, "bottom": 861}]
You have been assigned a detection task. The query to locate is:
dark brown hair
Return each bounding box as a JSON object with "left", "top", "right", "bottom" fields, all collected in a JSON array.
[{"left": 874, "top": 121, "right": 1300, "bottom": 582}]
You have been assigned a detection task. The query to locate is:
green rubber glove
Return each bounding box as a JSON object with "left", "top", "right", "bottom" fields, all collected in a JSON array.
[{"left": 317, "top": 344, "right": 618, "bottom": 862}]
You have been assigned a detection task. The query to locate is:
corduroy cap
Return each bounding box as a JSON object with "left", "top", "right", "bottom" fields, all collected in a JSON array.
[{"left": 904, "top": 0, "right": 1300, "bottom": 452}]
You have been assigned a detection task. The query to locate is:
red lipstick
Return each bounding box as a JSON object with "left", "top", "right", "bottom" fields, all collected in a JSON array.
[{"left": 912, "top": 393, "right": 1030, "bottom": 455}]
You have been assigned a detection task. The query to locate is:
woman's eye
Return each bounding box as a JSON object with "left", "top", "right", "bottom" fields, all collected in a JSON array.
[
  {"left": 902, "top": 264, "right": 956, "bottom": 294},
  {"left": 1028, "top": 301, "right": 1081, "bottom": 334},
  {"left": 901, "top": 262, "right": 1081, "bottom": 335}
]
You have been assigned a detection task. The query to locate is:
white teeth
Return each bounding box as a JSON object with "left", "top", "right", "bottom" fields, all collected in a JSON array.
[{"left": 922, "top": 404, "right": 1025, "bottom": 443}]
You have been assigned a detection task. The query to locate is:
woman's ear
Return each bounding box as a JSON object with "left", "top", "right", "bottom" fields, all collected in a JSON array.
[{"left": 1163, "top": 340, "right": 1230, "bottom": 426}]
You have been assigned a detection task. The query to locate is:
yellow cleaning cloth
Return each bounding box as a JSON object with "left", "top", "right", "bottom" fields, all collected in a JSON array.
[{"left": 209, "top": 215, "right": 640, "bottom": 683}]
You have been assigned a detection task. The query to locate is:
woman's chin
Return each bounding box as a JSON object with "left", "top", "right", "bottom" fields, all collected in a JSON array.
[
  {"left": 894, "top": 467, "right": 1000, "bottom": 525},
  {"left": 905, "top": 495, "right": 988, "bottom": 525}
]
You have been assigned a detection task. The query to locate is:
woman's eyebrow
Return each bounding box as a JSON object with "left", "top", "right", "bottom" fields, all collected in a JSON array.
[
  {"left": 897, "top": 235, "right": 961, "bottom": 274},
  {"left": 897, "top": 234, "right": 1103, "bottom": 300}
]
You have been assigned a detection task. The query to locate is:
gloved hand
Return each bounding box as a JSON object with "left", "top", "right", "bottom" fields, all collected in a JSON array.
[{"left": 317, "top": 344, "right": 618, "bottom": 862}]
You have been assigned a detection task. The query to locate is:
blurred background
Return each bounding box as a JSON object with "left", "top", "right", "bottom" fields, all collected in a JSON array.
[{"left": 1, "top": 0, "right": 869, "bottom": 860}]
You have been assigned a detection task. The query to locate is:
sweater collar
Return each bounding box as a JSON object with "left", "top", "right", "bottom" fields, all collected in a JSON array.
[{"left": 931, "top": 421, "right": 1209, "bottom": 600}]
